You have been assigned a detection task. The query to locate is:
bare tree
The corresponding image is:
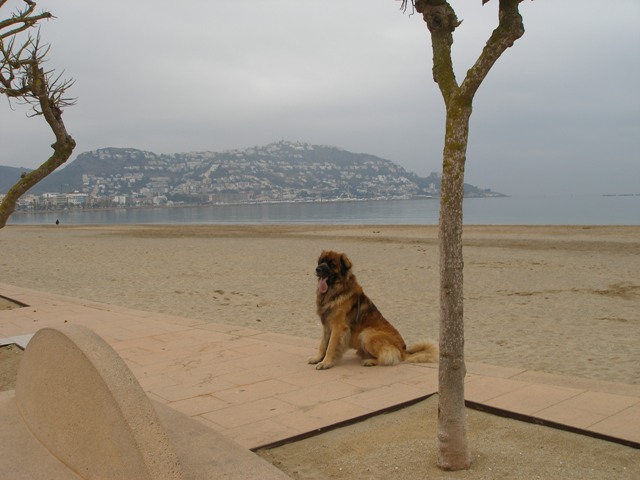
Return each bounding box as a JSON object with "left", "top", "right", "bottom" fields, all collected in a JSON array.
[
  {"left": 0, "top": 0, "right": 75, "bottom": 228},
  {"left": 403, "top": 0, "right": 526, "bottom": 470}
]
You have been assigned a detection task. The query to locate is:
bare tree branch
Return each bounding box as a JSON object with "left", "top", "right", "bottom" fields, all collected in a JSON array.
[
  {"left": 414, "top": 1, "right": 462, "bottom": 103},
  {"left": 459, "top": 0, "right": 525, "bottom": 101},
  {"left": 0, "top": 0, "right": 51, "bottom": 39},
  {"left": 0, "top": 0, "right": 76, "bottom": 228}
]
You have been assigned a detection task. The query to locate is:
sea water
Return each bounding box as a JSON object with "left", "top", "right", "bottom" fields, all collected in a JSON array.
[{"left": 8, "top": 195, "right": 640, "bottom": 226}]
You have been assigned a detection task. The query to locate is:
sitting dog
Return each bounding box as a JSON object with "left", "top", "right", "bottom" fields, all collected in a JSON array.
[{"left": 308, "top": 250, "right": 438, "bottom": 370}]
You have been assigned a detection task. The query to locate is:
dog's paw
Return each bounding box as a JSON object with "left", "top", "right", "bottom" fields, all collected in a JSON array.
[
  {"left": 307, "top": 356, "right": 322, "bottom": 365},
  {"left": 315, "top": 361, "right": 334, "bottom": 370},
  {"left": 361, "top": 359, "right": 377, "bottom": 367}
]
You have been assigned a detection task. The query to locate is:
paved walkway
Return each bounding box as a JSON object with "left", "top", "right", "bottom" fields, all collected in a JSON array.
[{"left": 1, "top": 283, "right": 639, "bottom": 451}]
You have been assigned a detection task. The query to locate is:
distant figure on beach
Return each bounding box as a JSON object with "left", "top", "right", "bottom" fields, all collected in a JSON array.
[{"left": 55, "top": 219, "right": 59, "bottom": 225}]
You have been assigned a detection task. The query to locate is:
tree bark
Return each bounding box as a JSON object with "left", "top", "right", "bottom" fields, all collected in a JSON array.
[
  {"left": 0, "top": 66, "right": 75, "bottom": 228},
  {"left": 0, "top": 1, "right": 75, "bottom": 228},
  {"left": 414, "top": 0, "right": 526, "bottom": 471},
  {"left": 437, "top": 99, "right": 472, "bottom": 470}
]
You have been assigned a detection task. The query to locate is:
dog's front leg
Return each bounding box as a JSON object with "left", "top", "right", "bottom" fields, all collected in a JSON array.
[
  {"left": 315, "top": 324, "right": 349, "bottom": 370},
  {"left": 308, "top": 324, "right": 330, "bottom": 365}
]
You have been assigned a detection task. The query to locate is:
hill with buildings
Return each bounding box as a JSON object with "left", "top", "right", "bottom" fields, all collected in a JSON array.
[{"left": 2, "top": 141, "right": 504, "bottom": 209}]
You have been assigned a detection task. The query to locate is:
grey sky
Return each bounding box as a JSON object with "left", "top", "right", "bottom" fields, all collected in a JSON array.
[{"left": 2, "top": 0, "right": 639, "bottom": 196}]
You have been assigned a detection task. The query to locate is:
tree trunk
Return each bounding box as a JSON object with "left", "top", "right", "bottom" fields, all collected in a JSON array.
[
  {"left": 1, "top": 3, "right": 76, "bottom": 229},
  {"left": 0, "top": 65, "right": 75, "bottom": 229},
  {"left": 0, "top": 138, "right": 75, "bottom": 228},
  {"left": 413, "top": 0, "right": 526, "bottom": 470},
  {"left": 437, "top": 99, "right": 472, "bottom": 470}
]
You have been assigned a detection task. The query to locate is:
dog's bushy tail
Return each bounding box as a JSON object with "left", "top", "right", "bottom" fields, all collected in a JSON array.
[{"left": 404, "top": 341, "right": 439, "bottom": 363}]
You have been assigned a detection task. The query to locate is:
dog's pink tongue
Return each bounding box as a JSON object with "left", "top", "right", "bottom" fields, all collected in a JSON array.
[{"left": 318, "top": 277, "right": 328, "bottom": 294}]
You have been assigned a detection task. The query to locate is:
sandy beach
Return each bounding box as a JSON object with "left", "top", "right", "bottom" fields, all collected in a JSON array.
[
  {"left": 1, "top": 223, "right": 639, "bottom": 478},
  {"left": 1, "top": 224, "right": 638, "bottom": 385}
]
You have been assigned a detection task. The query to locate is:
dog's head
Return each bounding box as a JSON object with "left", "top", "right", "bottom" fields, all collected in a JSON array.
[{"left": 316, "top": 250, "right": 352, "bottom": 294}]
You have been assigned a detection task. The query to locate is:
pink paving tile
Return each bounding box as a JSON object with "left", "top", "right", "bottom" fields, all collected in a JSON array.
[
  {"left": 278, "top": 368, "right": 339, "bottom": 387},
  {"left": 146, "top": 391, "right": 169, "bottom": 405},
  {"left": 197, "top": 322, "right": 265, "bottom": 337},
  {"left": 124, "top": 348, "right": 197, "bottom": 367},
  {"left": 160, "top": 346, "right": 231, "bottom": 366},
  {"left": 221, "top": 419, "right": 301, "bottom": 449},
  {"left": 0, "top": 308, "right": 28, "bottom": 319},
  {"left": 168, "top": 394, "right": 231, "bottom": 416},
  {"left": 267, "top": 343, "right": 313, "bottom": 358},
  {"left": 340, "top": 364, "right": 430, "bottom": 389},
  {"left": 513, "top": 371, "right": 640, "bottom": 397},
  {"left": 117, "top": 312, "right": 178, "bottom": 336},
  {"left": 215, "top": 379, "right": 300, "bottom": 405},
  {"left": 276, "top": 380, "right": 364, "bottom": 408},
  {"left": 163, "top": 362, "right": 246, "bottom": 385},
  {"left": 294, "top": 353, "right": 368, "bottom": 372},
  {"left": 201, "top": 397, "right": 298, "bottom": 429},
  {"left": 589, "top": 404, "right": 640, "bottom": 443},
  {"left": 120, "top": 322, "right": 182, "bottom": 336},
  {"left": 90, "top": 325, "right": 143, "bottom": 342},
  {"left": 111, "top": 335, "right": 166, "bottom": 352},
  {"left": 210, "top": 336, "right": 274, "bottom": 352},
  {"left": 408, "top": 362, "right": 439, "bottom": 372},
  {"left": 551, "top": 391, "right": 640, "bottom": 417},
  {"left": 534, "top": 404, "right": 607, "bottom": 429},
  {"left": 274, "top": 399, "right": 371, "bottom": 433},
  {"left": 226, "top": 349, "right": 303, "bottom": 371},
  {"left": 227, "top": 340, "right": 288, "bottom": 357},
  {"left": 151, "top": 376, "right": 238, "bottom": 402},
  {"left": 191, "top": 414, "right": 226, "bottom": 432},
  {"left": 159, "top": 314, "right": 205, "bottom": 326},
  {"left": 464, "top": 376, "right": 530, "bottom": 403},
  {"left": 195, "top": 350, "right": 251, "bottom": 369},
  {"left": 4, "top": 284, "right": 638, "bottom": 448},
  {"left": 252, "top": 332, "right": 317, "bottom": 349},
  {"left": 145, "top": 334, "right": 220, "bottom": 351},
  {"left": 136, "top": 372, "right": 183, "bottom": 391},
  {"left": 278, "top": 363, "right": 367, "bottom": 386},
  {"left": 345, "top": 383, "right": 431, "bottom": 411},
  {"left": 256, "top": 331, "right": 318, "bottom": 347},
  {"left": 115, "top": 344, "right": 161, "bottom": 359},
  {"left": 466, "top": 362, "right": 526, "bottom": 379},
  {"left": 154, "top": 328, "right": 237, "bottom": 343},
  {"left": 485, "top": 383, "right": 584, "bottom": 415},
  {"left": 217, "top": 363, "right": 302, "bottom": 387},
  {"left": 127, "top": 358, "right": 195, "bottom": 377},
  {"left": 398, "top": 371, "right": 439, "bottom": 391},
  {"left": 130, "top": 312, "right": 203, "bottom": 327}
]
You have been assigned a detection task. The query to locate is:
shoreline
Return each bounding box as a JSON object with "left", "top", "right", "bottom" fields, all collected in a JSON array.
[
  {"left": 8, "top": 195, "right": 640, "bottom": 227},
  {"left": 1, "top": 224, "right": 638, "bottom": 385}
]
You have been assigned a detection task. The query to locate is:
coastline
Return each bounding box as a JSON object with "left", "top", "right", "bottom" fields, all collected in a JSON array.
[
  {"left": 1, "top": 224, "right": 638, "bottom": 385},
  {"left": 8, "top": 195, "right": 640, "bottom": 227}
]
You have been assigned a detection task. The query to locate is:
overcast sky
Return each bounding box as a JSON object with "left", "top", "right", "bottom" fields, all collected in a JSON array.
[{"left": 1, "top": 0, "right": 638, "bottom": 196}]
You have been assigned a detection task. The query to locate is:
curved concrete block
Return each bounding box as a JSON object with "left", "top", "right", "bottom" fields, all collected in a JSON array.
[{"left": 15, "top": 325, "right": 185, "bottom": 480}]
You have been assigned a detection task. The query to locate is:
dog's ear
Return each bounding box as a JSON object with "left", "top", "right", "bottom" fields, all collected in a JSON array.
[{"left": 339, "top": 254, "right": 352, "bottom": 276}]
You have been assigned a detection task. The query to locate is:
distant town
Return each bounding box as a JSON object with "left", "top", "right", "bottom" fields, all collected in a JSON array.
[{"left": 2, "top": 141, "right": 505, "bottom": 212}]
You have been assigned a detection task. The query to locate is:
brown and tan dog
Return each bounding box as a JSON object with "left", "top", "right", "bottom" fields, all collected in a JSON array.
[{"left": 308, "top": 250, "right": 438, "bottom": 370}]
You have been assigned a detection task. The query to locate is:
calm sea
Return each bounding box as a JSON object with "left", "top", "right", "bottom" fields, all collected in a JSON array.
[{"left": 8, "top": 195, "right": 640, "bottom": 226}]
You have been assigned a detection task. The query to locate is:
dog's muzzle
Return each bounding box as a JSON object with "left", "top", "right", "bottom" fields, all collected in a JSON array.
[
  {"left": 316, "top": 263, "right": 330, "bottom": 294},
  {"left": 316, "top": 263, "right": 330, "bottom": 278}
]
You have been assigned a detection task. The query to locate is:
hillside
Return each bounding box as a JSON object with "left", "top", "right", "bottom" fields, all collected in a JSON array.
[
  {"left": 0, "top": 166, "right": 31, "bottom": 193},
  {"left": 4, "top": 141, "right": 503, "bottom": 202}
]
